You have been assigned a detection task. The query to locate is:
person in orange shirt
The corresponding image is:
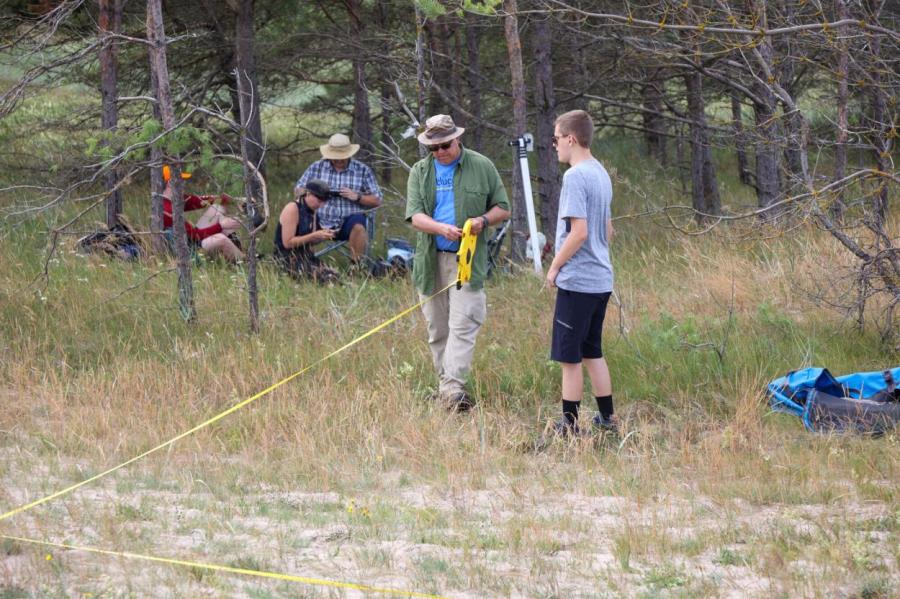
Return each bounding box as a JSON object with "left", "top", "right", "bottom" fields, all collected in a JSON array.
[{"left": 161, "top": 166, "right": 244, "bottom": 262}]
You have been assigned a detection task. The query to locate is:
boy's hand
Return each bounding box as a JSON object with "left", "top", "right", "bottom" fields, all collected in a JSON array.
[{"left": 545, "top": 266, "right": 560, "bottom": 289}]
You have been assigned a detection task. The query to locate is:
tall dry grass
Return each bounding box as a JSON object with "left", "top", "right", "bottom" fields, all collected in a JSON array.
[{"left": 0, "top": 190, "right": 897, "bottom": 596}]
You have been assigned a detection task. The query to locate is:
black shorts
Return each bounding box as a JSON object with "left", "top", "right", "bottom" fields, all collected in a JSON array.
[
  {"left": 551, "top": 288, "right": 612, "bottom": 363},
  {"left": 335, "top": 213, "right": 368, "bottom": 242}
]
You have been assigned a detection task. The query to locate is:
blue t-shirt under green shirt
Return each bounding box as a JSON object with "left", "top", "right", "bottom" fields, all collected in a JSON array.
[{"left": 433, "top": 157, "right": 460, "bottom": 251}]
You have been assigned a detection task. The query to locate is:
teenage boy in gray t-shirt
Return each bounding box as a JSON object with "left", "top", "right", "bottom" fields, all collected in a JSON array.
[{"left": 546, "top": 109, "right": 617, "bottom": 436}]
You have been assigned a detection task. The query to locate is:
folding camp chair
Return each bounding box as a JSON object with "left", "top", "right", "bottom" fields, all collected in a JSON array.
[{"left": 314, "top": 208, "right": 377, "bottom": 263}]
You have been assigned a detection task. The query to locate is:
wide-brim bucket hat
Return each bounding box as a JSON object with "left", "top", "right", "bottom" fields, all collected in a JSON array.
[
  {"left": 417, "top": 114, "right": 465, "bottom": 145},
  {"left": 319, "top": 133, "right": 360, "bottom": 160}
]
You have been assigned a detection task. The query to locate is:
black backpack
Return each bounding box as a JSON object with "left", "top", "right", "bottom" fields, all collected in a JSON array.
[{"left": 76, "top": 218, "right": 142, "bottom": 260}]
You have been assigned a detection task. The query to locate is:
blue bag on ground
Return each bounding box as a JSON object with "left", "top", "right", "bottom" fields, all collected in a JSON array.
[{"left": 767, "top": 367, "right": 900, "bottom": 434}]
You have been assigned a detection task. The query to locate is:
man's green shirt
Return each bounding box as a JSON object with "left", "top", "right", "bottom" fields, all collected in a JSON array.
[{"left": 405, "top": 147, "right": 510, "bottom": 294}]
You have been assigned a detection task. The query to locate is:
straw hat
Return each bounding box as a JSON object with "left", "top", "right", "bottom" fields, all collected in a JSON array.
[
  {"left": 319, "top": 133, "right": 360, "bottom": 160},
  {"left": 417, "top": 114, "right": 465, "bottom": 145}
]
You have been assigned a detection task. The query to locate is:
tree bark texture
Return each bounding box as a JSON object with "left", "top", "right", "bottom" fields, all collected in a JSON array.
[
  {"left": 676, "top": 122, "right": 687, "bottom": 193},
  {"left": 148, "top": 54, "right": 166, "bottom": 254},
  {"left": 504, "top": 0, "right": 528, "bottom": 262},
  {"left": 776, "top": 0, "right": 804, "bottom": 192},
  {"left": 746, "top": 1, "right": 783, "bottom": 215},
  {"left": 445, "top": 19, "right": 463, "bottom": 124},
  {"left": 235, "top": 0, "right": 265, "bottom": 203},
  {"left": 731, "top": 91, "right": 751, "bottom": 186},
  {"left": 376, "top": 1, "right": 393, "bottom": 182},
  {"left": 99, "top": 0, "right": 122, "bottom": 229},
  {"left": 642, "top": 82, "right": 667, "bottom": 165},
  {"left": 235, "top": 66, "right": 259, "bottom": 334},
  {"left": 869, "top": 30, "right": 890, "bottom": 226},
  {"left": 347, "top": 0, "right": 372, "bottom": 163},
  {"left": 424, "top": 20, "right": 445, "bottom": 116},
  {"left": 147, "top": 0, "right": 194, "bottom": 321},
  {"left": 751, "top": 87, "right": 783, "bottom": 215},
  {"left": 684, "top": 70, "right": 721, "bottom": 219},
  {"left": 465, "top": 12, "right": 483, "bottom": 152},
  {"left": 414, "top": 4, "right": 427, "bottom": 159},
  {"left": 531, "top": 13, "right": 560, "bottom": 242},
  {"left": 832, "top": 0, "right": 850, "bottom": 220}
]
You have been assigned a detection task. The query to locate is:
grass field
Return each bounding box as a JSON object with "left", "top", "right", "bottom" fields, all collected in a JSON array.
[
  {"left": 0, "top": 72, "right": 897, "bottom": 597},
  {"left": 1, "top": 147, "right": 898, "bottom": 597}
]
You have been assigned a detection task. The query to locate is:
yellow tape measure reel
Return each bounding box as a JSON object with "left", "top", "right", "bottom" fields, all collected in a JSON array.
[{"left": 456, "top": 219, "right": 477, "bottom": 289}]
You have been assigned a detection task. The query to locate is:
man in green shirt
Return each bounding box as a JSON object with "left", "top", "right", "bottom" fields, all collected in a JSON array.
[{"left": 406, "top": 114, "right": 511, "bottom": 411}]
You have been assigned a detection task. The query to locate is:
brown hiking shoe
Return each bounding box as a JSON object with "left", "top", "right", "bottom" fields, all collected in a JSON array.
[{"left": 446, "top": 391, "right": 475, "bottom": 413}]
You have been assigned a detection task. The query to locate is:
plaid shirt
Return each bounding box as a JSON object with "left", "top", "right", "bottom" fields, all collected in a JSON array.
[{"left": 295, "top": 158, "right": 382, "bottom": 229}]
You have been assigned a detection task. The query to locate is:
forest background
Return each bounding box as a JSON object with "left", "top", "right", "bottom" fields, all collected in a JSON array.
[{"left": 0, "top": 1, "right": 897, "bottom": 597}]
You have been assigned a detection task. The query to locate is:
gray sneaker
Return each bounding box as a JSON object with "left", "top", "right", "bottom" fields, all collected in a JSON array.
[
  {"left": 551, "top": 417, "right": 582, "bottom": 438},
  {"left": 592, "top": 413, "right": 619, "bottom": 433}
]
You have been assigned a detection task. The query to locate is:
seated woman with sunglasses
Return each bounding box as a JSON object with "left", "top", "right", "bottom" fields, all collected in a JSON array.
[{"left": 274, "top": 179, "right": 339, "bottom": 283}]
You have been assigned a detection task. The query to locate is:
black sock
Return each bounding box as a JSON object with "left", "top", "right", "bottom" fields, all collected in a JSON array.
[
  {"left": 596, "top": 395, "right": 614, "bottom": 419},
  {"left": 562, "top": 400, "right": 580, "bottom": 425}
]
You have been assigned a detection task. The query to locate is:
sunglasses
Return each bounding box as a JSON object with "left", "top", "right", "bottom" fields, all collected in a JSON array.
[
  {"left": 551, "top": 134, "right": 569, "bottom": 148},
  {"left": 426, "top": 141, "right": 454, "bottom": 152}
]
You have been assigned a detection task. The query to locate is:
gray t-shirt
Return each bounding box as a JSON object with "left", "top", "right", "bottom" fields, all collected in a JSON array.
[{"left": 554, "top": 158, "right": 613, "bottom": 294}]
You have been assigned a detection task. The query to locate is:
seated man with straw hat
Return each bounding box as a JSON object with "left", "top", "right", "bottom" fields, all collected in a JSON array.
[{"left": 293, "top": 133, "right": 383, "bottom": 264}]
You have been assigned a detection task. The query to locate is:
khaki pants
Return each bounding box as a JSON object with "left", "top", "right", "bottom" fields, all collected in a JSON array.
[{"left": 419, "top": 252, "right": 487, "bottom": 397}]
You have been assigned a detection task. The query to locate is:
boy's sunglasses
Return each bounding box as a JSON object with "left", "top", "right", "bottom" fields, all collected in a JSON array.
[
  {"left": 427, "top": 141, "right": 454, "bottom": 152},
  {"left": 551, "top": 134, "right": 569, "bottom": 148}
]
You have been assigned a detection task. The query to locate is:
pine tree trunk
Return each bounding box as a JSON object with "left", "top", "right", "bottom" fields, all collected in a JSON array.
[
  {"left": 99, "top": 0, "right": 122, "bottom": 229},
  {"left": 347, "top": 0, "right": 372, "bottom": 162},
  {"left": 832, "top": 0, "right": 849, "bottom": 221},
  {"left": 235, "top": 76, "right": 259, "bottom": 334},
  {"left": 684, "top": 70, "right": 720, "bottom": 219},
  {"left": 234, "top": 0, "right": 264, "bottom": 200},
  {"left": 376, "top": 2, "right": 393, "bottom": 183},
  {"left": 414, "top": 5, "right": 427, "bottom": 159},
  {"left": 148, "top": 58, "right": 166, "bottom": 255},
  {"left": 746, "top": 1, "right": 783, "bottom": 216},
  {"left": 752, "top": 93, "right": 782, "bottom": 215},
  {"left": 504, "top": 0, "right": 528, "bottom": 262},
  {"left": 446, "top": 20, "right": 464, "bottom": 124},
  {"left": 869, "top": 26, "right": 889, "bottom": 226},
  {"left": 731, "top": 91, "right": 751, "bottom": 186},
  {"left": 423, "top": 20, "right": 444, "bottom": 116},
  {"left": 464, "top": 13, "right": 483, "bottom": 152},
  {"left": 531, "top": 13, "right": 559, "bottom": 243},
  {"left": 642, "top": 82, "right": 667, "bottom": 165},
  {"left": 776, "top": 0, "right": 804, "bottom": 193},
  {"left": 147, "top": 0, "right": 194, "bottom": 321}
]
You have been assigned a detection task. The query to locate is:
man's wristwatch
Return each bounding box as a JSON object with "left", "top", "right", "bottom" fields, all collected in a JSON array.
[{"left": 481, "top": 216, "right": 490, "bottom": 230}]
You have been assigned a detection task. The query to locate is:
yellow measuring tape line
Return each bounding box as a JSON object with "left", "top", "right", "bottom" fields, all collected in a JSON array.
[
  {"left": 0, "top": 281, "right": 458, "bottom": 524},
  {"left": 1, "top": 239, "right": 476, "bottom": 595},
  {"left": 0, "top": 534, "right": 447, "bottom": 598}
]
